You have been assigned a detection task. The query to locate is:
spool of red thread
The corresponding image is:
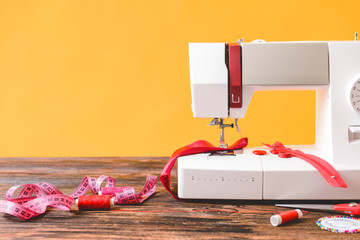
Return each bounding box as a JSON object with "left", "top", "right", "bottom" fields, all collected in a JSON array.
[
  {"left": 270, "top": 209, "right": 303, "bottom": 226},
  {"left": 76, "top": 195, "right": 115, "bottom": 211}
]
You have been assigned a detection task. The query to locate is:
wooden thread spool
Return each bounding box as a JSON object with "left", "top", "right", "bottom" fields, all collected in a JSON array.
[
  {"left": 270, "top": 209, "right": 303, "bottom": 226},
  {"left": 76, "top": 195, "right": 115, "bottom": 211}
]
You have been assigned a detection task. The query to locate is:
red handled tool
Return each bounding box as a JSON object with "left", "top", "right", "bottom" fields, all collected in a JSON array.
[{"left": 276, "top": 202, "right": 360, "bottom": 215}]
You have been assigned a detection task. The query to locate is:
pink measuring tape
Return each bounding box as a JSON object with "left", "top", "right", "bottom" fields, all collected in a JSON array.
[{"left": 0, "top": 174, "right": 157, "bottom": 220}]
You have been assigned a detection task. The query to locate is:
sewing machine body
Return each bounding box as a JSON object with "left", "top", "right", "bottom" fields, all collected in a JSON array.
[
  {"left": 178, "top": 40, "right": 360, "bottom": 200},
  {"left": 178, "top": 148, "right": 360, "bottom": 200}
]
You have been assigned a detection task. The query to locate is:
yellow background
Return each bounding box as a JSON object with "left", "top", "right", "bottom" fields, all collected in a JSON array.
[{"left": 0, "top": 0, "right": 358, "bottom": 157}]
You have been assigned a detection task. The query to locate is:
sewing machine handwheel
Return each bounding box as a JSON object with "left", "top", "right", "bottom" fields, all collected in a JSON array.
[{"left": 349, "top": 74, "right": 360, "bottom": 115}]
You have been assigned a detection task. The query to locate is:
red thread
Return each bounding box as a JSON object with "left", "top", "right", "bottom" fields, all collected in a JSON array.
[
  {"left": 270, "top": 209, "right": 303, "bottom": 226},
  {"left": 77, "top": 195, "right": 112, "bottom": 211},
  {"left": 279, "top": 210, "right": 299, "bottom": 223}
]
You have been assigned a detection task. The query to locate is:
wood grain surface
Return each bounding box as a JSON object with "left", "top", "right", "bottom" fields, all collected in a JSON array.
[{"left": 0, "top": 157, "right": 359, "bottom": 240}]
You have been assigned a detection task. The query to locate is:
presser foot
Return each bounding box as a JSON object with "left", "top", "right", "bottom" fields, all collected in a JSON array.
[{"left": 208, "top": 118, "right": 239, "bottom": 148}]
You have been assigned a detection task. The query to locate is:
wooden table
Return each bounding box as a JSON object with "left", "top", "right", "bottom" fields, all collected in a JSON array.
[{"left": 0, "top": 157, "right": 358, "bottom": 239}]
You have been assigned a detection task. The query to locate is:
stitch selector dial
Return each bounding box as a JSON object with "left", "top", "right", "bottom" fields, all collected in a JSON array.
[{"left": 349, "top": 75, "right": 360, "bottom": 115}]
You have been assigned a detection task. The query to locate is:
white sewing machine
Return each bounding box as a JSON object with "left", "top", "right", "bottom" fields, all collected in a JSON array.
[{"left": 177, "top": 35, "right": 360, "bottom": 200}]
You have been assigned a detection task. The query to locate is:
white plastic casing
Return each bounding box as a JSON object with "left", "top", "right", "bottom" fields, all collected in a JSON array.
[
  {"left": 261, "top": 148, "right": 360, "bottom": 200},
  {"left": 242, "top": 42, "right": 329, "bottom": 86},
  {"left": 318, "top": 42, "right": 360, "bottom": 165},
  {"left": 178, "top": 147, "right": 360, "bottom": 200},
  {"left": 189, "top": 42, "right": 329, "bottom": 119},
  {"left": 189, "top": 43, "right": 228, "bottom": 118},
  {"left": 177, "top": 152, "right": 262, "bottom": 199}
]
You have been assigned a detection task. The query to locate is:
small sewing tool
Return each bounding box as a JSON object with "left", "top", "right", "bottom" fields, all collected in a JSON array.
[
  {"left": 270, "top": 209, "right": 303, "bottom": 226},
  {"left": 276, "top": 202, "right": 360, "bottom": 215}
]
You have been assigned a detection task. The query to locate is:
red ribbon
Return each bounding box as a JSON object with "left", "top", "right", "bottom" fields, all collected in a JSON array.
[
  {"left": 263, "top": 142, "right": 347, "bottom": 188},
  {"left": 160, "top": 138, "right": 249, "bottom": 200}
]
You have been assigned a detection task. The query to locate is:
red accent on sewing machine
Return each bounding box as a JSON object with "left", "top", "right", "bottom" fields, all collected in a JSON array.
[{"left": 228, "top": 43, "right": 242, "bottom": 108}]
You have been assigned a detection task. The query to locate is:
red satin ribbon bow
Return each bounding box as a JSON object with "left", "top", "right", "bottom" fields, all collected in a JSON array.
[
  {"left": 263, "top": 142, "right": 347, "bottom": 188},
  {"left": 160, "top": 138, "right": 249, "bottom": 200}
]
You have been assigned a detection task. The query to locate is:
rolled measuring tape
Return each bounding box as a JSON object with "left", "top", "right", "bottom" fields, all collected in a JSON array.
[
  {"left": 317, "top": 216, "right": 360, "bottom": 233},
  {"left": 99, "top": 187, "right": 125, "bottom": 196},
  {"left": 0, "top": 174, "right": 157, "bottom": 220}
]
